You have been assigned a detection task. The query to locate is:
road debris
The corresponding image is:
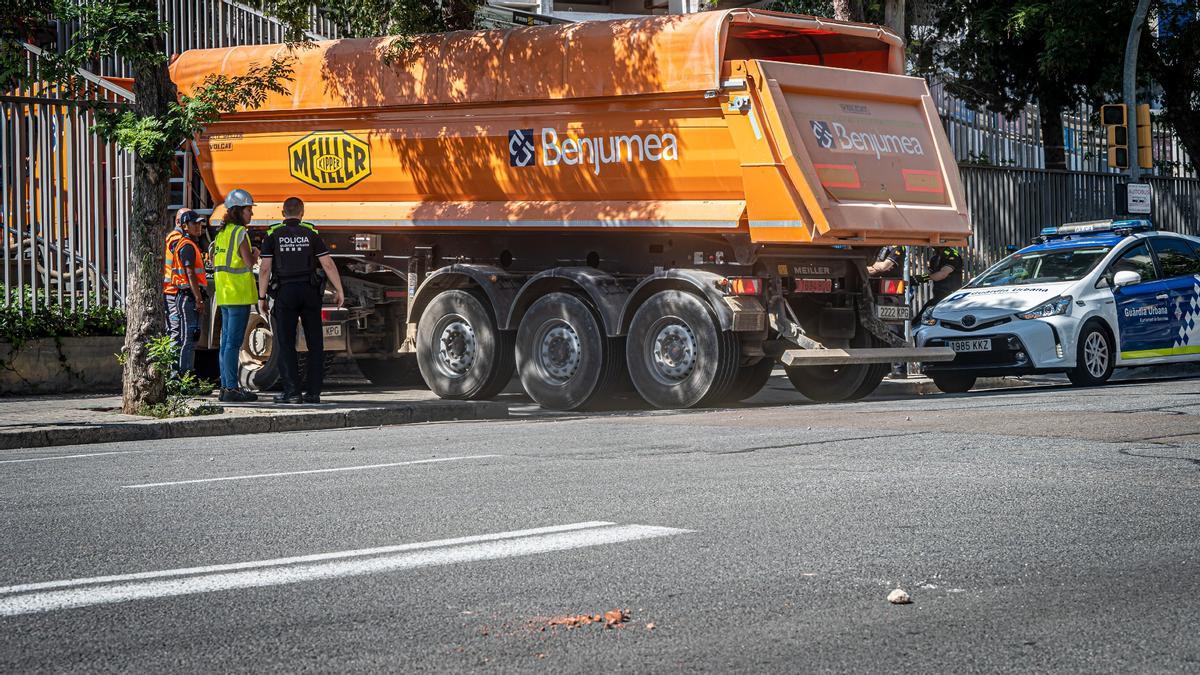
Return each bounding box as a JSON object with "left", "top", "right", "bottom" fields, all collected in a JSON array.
[
  {"left": 645, "top": 622, "right": 656, "bottom": 631},
  {"left": 540, "top": 608, "right": 631, "bottom": 631},
  {"left": 887, "top": 589, "right": 912, "bottom": 605}
]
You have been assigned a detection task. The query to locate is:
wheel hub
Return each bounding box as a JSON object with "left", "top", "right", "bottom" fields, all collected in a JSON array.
[
  {"left": 651, "top": 323, "right": 697, "bottom": 382},
  {"left": 437, "top": 319, "right": 476, "bottom": 376},
  {"left": 1084, "top": 332, "right": 1108, "bottom": 377},
  {"left": 539, "top": 323, "right": 581, "bottom": 383}
]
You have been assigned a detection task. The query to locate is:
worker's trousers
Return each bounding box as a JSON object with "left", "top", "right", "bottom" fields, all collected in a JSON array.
[{"left": 271, "top": 282, "right": 324, "bottom": 397}]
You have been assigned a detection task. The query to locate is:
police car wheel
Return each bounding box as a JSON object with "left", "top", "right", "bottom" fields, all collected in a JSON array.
[
  {"left": 416, "top": 289, "right": 515, "bottom": 400},
  {"left": 516, "top": 292, "right": 621, "bottom": 411},
  {"left": 625, "top": 290, "right": 739, "bottom": 409},
  {"left": 931, "top": 372, "right": 976, "bottom": 393},
  {"left": 1067, "top": 322, "right": 1114, "bottom": 387}
]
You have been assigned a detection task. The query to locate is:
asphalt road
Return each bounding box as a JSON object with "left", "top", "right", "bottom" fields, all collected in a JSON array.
[{"left": 2, "top": 376, "right": 1198, "bottom": 672}]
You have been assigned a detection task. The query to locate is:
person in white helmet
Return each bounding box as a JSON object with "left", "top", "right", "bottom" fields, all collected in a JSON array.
[{"left": 211, "top": 189, "right": 260, "bottom": 402}]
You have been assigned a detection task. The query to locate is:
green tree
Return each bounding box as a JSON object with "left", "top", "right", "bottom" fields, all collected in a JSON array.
[
  {"left": 1147, "top": 0, "right": 1200, "bottom": 174},
  {"left": 914, "top": 0, "right": 1135, "bottom": 170},
  {"left": 3, "top": 0, "right": 474, "bottom": 413}
]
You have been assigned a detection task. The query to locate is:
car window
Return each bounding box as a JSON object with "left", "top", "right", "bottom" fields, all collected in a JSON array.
[
  {"left": 1150, "top": 237, "right": 1200, "bottom": 278},
  {"left": 970, "top": 246, "right": 1110, "bottom": 287},
  {"left": 1107, "top": 242, "right": 1158, "bottom": 283}
]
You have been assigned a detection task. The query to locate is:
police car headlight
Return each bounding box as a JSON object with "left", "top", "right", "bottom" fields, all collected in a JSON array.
[
  {"left": 920, "top": 305, "right": 937, "bottom": 326},
  {"left": 1017, "top": 295, "right": 1072, "bottom": 320}
]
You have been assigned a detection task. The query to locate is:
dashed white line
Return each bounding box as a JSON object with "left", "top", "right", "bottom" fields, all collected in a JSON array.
[
  {"left": 121, "top": 454, "right": 500, "bottom": 488},
  {"left": 0, "top": 522, "right": 692, "bottom": 616}
]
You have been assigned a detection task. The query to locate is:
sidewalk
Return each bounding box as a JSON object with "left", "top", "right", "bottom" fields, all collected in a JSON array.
[{"left": 0, "top": 389, "right": 507, "bottom": 451}]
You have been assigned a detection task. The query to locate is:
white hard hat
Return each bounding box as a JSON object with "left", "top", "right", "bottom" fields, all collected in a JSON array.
[{"left": 223, "top": 189, "right": 254, "bottom": 209}]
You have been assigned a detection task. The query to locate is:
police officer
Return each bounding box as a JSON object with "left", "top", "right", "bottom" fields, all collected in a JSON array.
[
  {"left": 211, "top": 189, "right": 259, "bottom": 402},
  {"left": 167, "top": 211, "right": 208, "bottom": 375},
  {"left": 867, "top": 245, "right": 906, "bottom": 277},
  {"left": 256, "top": 197, "right": 345, "bottom": 404},
  {"left": 913, "top": 246, "right": 964, "bottom": 315}
]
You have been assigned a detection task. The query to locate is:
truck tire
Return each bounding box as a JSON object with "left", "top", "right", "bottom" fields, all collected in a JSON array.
[
  {"left": 931, "top": 372, "right": 976, "bottom": 393},
  {"left": 238, "top": 312, "right": 333, "bottom": 391},
  {"left": 625, "top": 290, "right": 739, "bottom": 409},
  {"left": 416, "top": 289, "right": 515, "bottom": 400},
  {"left": 784, "top": 333, "right": 886, "bottom": 403},
  {"left": 515, "top": 292, "right": 622, "bottom": 410},
  {"left": 719, "top": 356, "right": 776, "bottom": 403},
  {"left": 1067, "top": 321, "right": 1114, "bottom": 387},
  {"left": 356, "top": 355, "right": 427, "bottom": 388}
]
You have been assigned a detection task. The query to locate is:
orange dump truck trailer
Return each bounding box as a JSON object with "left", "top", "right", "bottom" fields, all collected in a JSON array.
[{"left": 170, "top": 9, "right": 969, "bottom": 409}]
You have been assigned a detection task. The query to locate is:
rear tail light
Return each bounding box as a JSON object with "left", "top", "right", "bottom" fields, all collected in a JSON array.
[
  {"left": 879, "top": 279, "right": 905, "bottom": 295},
  {"left": 320, "top": 308, "right": 348, "bottom": 322},
  {"left": 720, "top": 277, "right": 763, "bottom": 295}
]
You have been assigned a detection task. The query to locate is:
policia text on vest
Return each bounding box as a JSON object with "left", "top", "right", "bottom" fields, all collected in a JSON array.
[{"left": 257, "top": 198, "right": 345, "bottom": 404}]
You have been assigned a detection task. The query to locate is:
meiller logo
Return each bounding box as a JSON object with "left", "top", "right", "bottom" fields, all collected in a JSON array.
[
  {"left": 539, "top": 128, "right": 679, "bottom": 175},
  {"left": 811, "top": 120, "right": 925, "bottom": 160}
]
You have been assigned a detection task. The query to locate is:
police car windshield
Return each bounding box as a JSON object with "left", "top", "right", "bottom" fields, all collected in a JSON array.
[{"left": 969, "top": 246, "right": 1112, "bottom": 287}]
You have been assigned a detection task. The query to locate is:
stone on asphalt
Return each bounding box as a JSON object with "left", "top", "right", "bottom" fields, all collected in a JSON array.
[{"left": 888, "top": 589, "right": 912, "bottom": 605}]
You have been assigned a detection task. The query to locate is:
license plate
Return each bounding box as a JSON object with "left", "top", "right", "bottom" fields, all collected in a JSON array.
[
  {"left": 795, "top": 278, "right": 833, "bottom": 293},
  {"left": 323, "top": 324, "right": 343, "bottom": 338},
  {"left": 947, "top": 338, "right": 991, "bottom": 353},
  {"left": 875, "top": 304, "right": 912, "bottom": 320}
]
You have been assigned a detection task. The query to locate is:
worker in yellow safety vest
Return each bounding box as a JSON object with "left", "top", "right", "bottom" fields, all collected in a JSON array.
[
  {"left": 211, "top": 189, "right": 260, "bottom": 402},
  {"left": 166, "top": 210, "right": 208, "bottom": 375}
]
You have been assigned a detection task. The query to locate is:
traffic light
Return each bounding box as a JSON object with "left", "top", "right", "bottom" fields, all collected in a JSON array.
[
  {"left": 1135, "top": 103, "right": 1152, "bottom": 170},
  {"left": 1102, "top": 104, "right": 1128, "bottom": 169}
]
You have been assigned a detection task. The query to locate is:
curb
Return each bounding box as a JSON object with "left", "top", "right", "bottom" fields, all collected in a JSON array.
[
  {"left": 0, "top": 400, "right": 509, "bottom": 451},
  {"left": 869, "top": 376, "right": 1045, "bottom": 398}
]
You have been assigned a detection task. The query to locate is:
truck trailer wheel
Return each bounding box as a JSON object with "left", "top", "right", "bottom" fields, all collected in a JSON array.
[
  {"left": 931, "top": 372, "right": 976, "bottom": 393},
  {"left": 416, "top": 289, "right": 515, "bottom": 400},
  {"left": 721, "top": 356, "right": 777, "bottom": 403},
  {"left": 356, "top": 355, "right": 426, "bottom": 388},
  {"left": 515, "top": 292, "right": 622, "bottom": 411},
  {"left": 625, "top": 290, "right": 739, "bottom": 409},
  {"left": 784, "top": 334, "right": 887, "bottom": 403}
]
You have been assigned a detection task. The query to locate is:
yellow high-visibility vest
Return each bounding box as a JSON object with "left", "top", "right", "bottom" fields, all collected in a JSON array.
[{"left": 211, "top": 224, "right": 257, "bottom": 306}]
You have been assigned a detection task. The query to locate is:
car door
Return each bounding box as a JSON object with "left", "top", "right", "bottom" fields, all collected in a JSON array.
[
  {"left": 1107, "top": 241, "right": 1172, "bottom": 361},
  {"left": 1148, "top": 237, "right": 1200, "bottom": 359}
]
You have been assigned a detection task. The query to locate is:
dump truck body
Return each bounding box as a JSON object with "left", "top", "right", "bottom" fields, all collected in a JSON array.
[{"left": 170, "top": 10, "right": 969, "bottom": 408}]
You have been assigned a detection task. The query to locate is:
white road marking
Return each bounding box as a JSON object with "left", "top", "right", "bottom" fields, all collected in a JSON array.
[
  {"left": 0, "top": 450, "right": 149, "bottom": 465},
  {"left": 0, "top": 521, "right": 616, "bottom": 595},
  {"left": 121, "top": 454, "right": 501, "bottom": 488},
  {"left": 0, "top": 522, "right": 691, "bottom": 616}
]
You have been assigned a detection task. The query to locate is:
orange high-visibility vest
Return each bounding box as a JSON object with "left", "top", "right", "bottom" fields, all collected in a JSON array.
[
  {"left": 168, "top": 237, "right": 208, "bottom": 292},
  {"left": 162, "top": 229, "right": 185, "bottom": 294}
]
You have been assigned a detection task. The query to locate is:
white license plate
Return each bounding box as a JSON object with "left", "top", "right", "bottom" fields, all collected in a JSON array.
[
  {"left": 323, "top": 324, "right": 343, "bottom": 338},
  {"left": 947, "top": 338, "right": 991, "bottom": 353},
  {"left": 876, "top": 304, "right": 912, "bottom": 320}
]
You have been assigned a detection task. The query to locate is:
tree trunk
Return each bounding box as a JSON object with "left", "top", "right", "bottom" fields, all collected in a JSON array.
[
  {"left": 121, "top": 29, "right": 177, "bottom": 414},
  {"left": 832, "top": 0, "right": 865, "bottom": 22},
  {"left": 883, "top": 0, "right": 905, "bottom": 39},
  {"left": 1038, "top": 97, "right": 1068, "bottom": 171}
]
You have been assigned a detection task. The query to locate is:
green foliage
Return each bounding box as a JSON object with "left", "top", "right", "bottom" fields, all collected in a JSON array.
[
  {"left": 138, "top": 334, "right": 221, "bottom": 417},
  {"left": 0, "top": 287, "right": 126, "bottom": 349},
  {"left": 914, "top": 1, "right": 1135, "bottom": 117},
  {"left": 769, "top": 0, "right": 835, "bottom": 17},
  {"left": 1147, "top": 0, "right": 1200, "bottom": 174},
  {"left": 57, "top": 0, "right": 168, "bottom": 69}
]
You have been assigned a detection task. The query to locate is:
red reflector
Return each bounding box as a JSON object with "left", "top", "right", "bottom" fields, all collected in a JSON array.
[
  {"left": 321, "top": 310, "right": 333, "bottom": 322},
  {"left": 728, "top": 277, "right": 762, "bottom": 295},
  {"left": 879, "top": 279, "right": 905, "bottom": 294},
  {"left": 795, "top": 278, "right": 833, "bottom": 293}
]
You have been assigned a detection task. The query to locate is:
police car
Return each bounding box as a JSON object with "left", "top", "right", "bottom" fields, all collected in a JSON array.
[{"left": 915, "top": 219, "right": 1200, "bottom": 393}]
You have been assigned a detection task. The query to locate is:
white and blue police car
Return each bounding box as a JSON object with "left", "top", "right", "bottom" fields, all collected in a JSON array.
[{"left": 915, "top": 219, "right": 1200, "bottom": 393}]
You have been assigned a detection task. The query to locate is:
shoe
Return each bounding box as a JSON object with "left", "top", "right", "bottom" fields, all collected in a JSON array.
[
  {"left": 236, "top": 388, "right": 259, "bottom": 402},
  {"left": 273, "top": 393, "right": 303, "bottom": 404},
  {"left": 218, "top": 388, "right": 242, "bottom": 402},
  {"left": 301, "top": 393, "right": 321, "bottom": 404}
]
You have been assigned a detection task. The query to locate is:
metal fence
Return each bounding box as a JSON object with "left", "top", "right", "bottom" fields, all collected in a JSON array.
[
  {"left": 1, "top": 49, "right": 134, "bottom": 311},
  {"left": 932, "top": 81, "right": 1197, "bottom": 179},
  {"left": 959, "top": 165, "right": 1200, "bottom": 276}
]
